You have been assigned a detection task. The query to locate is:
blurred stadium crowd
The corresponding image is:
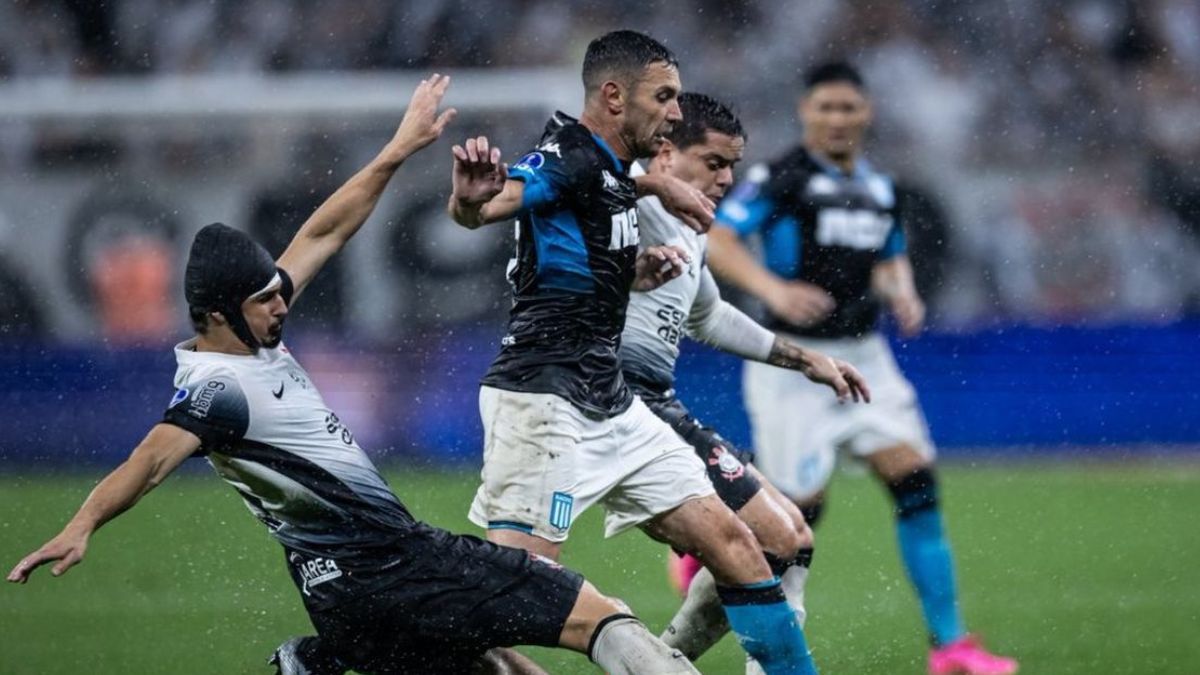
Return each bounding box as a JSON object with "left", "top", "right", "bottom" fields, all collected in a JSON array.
[{"left": 1, "top": 0, "right": 1199, "bottom": 342}]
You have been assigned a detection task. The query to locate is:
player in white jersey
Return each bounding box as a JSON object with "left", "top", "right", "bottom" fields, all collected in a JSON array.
[
  {"left": 620, "top": 93, "right": 870, "bottom": 668},
  {"left": 7, "top": 75, "right": 700, "bottom": 675}
]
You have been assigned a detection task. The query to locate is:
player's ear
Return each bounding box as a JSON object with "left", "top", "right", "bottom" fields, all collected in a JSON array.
[
  {"left": 600, "top": 80, "right": 625, "bottom": 115},
  {"left": 209, "top": 310, "right": 229, "bottom": 327},
  {"left": 656, "top": 140, "right": 677, "bottom": 169}
]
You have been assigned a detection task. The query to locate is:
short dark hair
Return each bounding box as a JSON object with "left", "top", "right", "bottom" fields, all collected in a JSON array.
[
  {"left": 667, "top": 93, "right": 746, "bottom": 149},
  {"left": 803, "top": 61, "right": 865, "bottom": 92},
  {"left": 582, "top": 30, "right": 678, "bottom": 92}
]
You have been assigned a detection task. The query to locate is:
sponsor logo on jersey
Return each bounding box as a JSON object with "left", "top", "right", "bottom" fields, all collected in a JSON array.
[
  {"left": 601, "top": 169, "right": 620, "bottom": 190},
  {"left": 608, "top": 207, "right": 639, "bottom": 250},
  {"left": 189, "top": 379, "right": 227, "bottom": 419},
  {"left": 538, "top": 141, "right": 562, "bottom": 158},
  {"left": 289, "top": 552, "right": 343, "bottom": 596},
  {"left": 549, "top": 491, "right": 574, "bottom": 531},
  {"left": 272, "top": 381, "right": 285, "bottom": 399},
  {"left": 513, "top": 152, "right": 545, "bottom": 172},
  {"left": 169, "top": 387, "right": 189, "bottom": 408},
  {"left": 815, "top": 208, "right": 893, "bottom": 250}
]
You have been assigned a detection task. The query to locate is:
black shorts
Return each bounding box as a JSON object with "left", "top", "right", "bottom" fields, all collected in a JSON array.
[
  {"left": 307, "top": 528, "right": 583, "bottom": 674},
  {"left": 640, "top": 390, "right": 762, "bottom": 512}
]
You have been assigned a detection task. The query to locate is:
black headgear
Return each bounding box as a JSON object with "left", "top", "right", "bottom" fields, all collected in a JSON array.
[{"left": 184, "top": 222, "right": 279, "bottom": 350}]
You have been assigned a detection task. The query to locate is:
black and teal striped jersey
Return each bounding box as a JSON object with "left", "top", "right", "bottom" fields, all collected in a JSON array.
[
  {"left": 717, "top": 147, "right": 906, "bottom": 338},
  {"left": 481, "top": 112, "right": 641, "bottom": 417}
]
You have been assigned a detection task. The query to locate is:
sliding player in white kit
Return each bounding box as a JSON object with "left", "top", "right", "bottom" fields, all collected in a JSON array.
[
  {"left": 7, "top": 75, "right": 699, "bottom": 675},
  {"left": 620, "top": 93, "right": 869, "bottom": 670}
]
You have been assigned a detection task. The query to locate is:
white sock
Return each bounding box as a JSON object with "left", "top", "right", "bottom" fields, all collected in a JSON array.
[
  {"left": 660, "top": 567, "right": 730, "bottom": 661},
  {"left": 782, "top": 563, "right": 810, "bottom": 627},
  {"left": 590, "top": 616, "right": 699, "bottom": 674}
]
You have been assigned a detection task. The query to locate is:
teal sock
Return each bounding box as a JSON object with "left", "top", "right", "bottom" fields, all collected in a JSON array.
[
  {"left": 891, "top": 468, "right": 967, "bottom": 646},
  {"left": 717, "top": 579, "right": 818, "bottom": 675}
]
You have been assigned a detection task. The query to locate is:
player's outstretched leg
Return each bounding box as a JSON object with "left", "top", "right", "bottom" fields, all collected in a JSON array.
[
  {"left": 562, "top": 580, "right": 699, "bottom": 674},
  {"left": 648, "top": 494, "right": 818, "bottom": 675},
  {"left": 870, "top": 446, "right": 1017, "bottom": 675},
  {"left": 268, "top": 636, "right": 344, "bottom": 675},
  {"left": 660, "top": 429, "right": 816, "bottom": 671},
  {"left": 662, "top": 481, "right": 815, "bottom": 656}
]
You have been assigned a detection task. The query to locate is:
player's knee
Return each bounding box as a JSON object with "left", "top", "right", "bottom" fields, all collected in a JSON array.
[
  {"left": 757, "top": 522, "right": 808, "bottom": 564},
  {"left": 798, "top": 497, "right": 826, "bottom": 529},
  {"left": 563, "top": 583, "right": 635, "bottom": 652},
  {"left": 887, "top": 466, "right": 939, "bottom": 519},
  {"left": 718, "top": 513, "right": 761, "bottom": 554}
]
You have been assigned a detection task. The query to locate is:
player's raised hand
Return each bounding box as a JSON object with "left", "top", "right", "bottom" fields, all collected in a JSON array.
[
  {"left": 634, "top": 245, "right": 691, "bottom": 291},
  {"left": 636, "top": 169, "right": 715, "bottom": 233},
  {"left": 451, "top": 136, "right": 508, "bottom": 206},
  {"left": 391, "top": 74, "right": 458, "bottom": 157},
  {"left": 765, "top": 280, "right": 836, "bottom": 327},
  {"left": 7, "top": 528, "right": 89, "bottom": 584}
]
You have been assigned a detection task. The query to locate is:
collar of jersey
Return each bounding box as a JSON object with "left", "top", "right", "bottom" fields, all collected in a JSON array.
[
  {"left": 174, "top": 336, "right": 277, "bottom": 362},
  {"left": 590, "top": 133, "right": 626, "bottom": 174},
  {"left": 806, "top": 147, "right": 874, "bottom": 182}
]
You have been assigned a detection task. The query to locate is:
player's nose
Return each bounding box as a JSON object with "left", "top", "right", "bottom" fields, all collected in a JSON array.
[{"left": 665, "top": 99, "right": 682, "bottom": 122}]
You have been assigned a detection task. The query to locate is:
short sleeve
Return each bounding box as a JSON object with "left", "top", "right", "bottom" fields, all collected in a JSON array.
[
  {"left": 509, "top": 146, "right": 577, "bottom": 213},
  {"left": 878, "top": 217, "right": 907, "bottom": 260},
  {"left": 278, "top": 267, "right": 295, "bottom": 305},
  {"left": 716, "top": 164, "right": 778, "bottom": 237},
  {"left": 162, "top": 374, "right": 250, "bottom": 454}
]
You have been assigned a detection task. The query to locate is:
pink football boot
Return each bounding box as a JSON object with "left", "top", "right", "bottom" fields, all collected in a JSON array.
[
  {"left": 667, "top": 551, "right": 704, "bottom": 596},
  {"left": 929, "top": 635, "right": 1018, "bottom": 675}
]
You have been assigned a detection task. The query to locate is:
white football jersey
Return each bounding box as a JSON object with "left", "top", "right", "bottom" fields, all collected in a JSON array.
[
  {"left": 163, "top": 337, "right": 418, "bottom": 607},
  {"left": 620, "top": 162, "right": 717, "bottom": 391}
]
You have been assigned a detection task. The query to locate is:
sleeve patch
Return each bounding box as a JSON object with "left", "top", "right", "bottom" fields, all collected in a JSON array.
[
  {"left": 162, "top": 374, "right": 250, "bottom": 452},
  {"left": 512, "top": 152, "right": 545, "bottom": 172}
]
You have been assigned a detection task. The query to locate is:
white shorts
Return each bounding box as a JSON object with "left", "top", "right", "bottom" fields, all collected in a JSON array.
[
  {"left": 744, "top": 332, "right": 935, "bottom": 501},
  {"left": 468, "top": 386, "right": 715, "bottom": 542}
]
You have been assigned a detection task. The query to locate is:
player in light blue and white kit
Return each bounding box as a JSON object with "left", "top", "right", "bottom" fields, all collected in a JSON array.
[{"left": 707, "top": 62, "right": 1017, "bottom": 675}]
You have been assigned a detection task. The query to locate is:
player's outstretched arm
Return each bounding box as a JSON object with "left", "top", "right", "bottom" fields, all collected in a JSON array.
[
  {"left": 277, "top": 74, "right": 457, "bottom": 302},
  {"left": 765, "top": 338, "right": 871, "bottom": 404},
  {"left": 447, "top": 135, "right": 522, "bottom": 229},
  {"left": 635, "top": 170, "right": 715, "bottom": 233},
  {"left": 6, "top": 424, "right": 200, "bottom": 584},
  {"left": 707, "top": 224, "right": 835, "bottom": 326},
  {"left": 684, "top": 267, "right": 869, "bottom": 403},
  {"left": 872, "top": 255, "right": 925, "bottom": 336}
]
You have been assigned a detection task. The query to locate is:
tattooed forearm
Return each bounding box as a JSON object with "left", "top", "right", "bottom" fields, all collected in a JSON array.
[{"left": 766, "top": 336, "right": 813, "bottom": 372}]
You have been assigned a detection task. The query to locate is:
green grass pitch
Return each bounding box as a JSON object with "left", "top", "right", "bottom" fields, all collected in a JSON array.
[{"left": 2, "top": 459, "right": 1198, "bottom": 673}]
